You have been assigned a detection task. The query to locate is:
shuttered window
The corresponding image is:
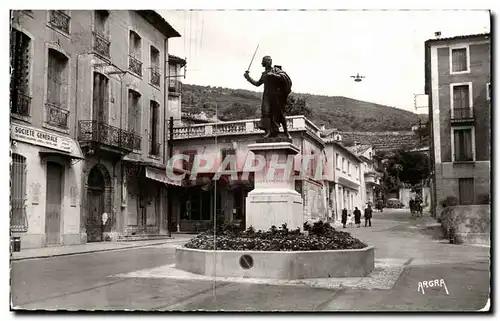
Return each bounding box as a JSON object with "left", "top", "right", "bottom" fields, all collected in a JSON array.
[
  {"left": 451, "top": 48, "right": 468, "bottom": 72},
  {"left": 11, "top": 153, "right": 27, "bottom": 231},
  {"left": 453, "top": 128, "right": 473, "bottom": 162},
  {"left": 127, "top": 90, "right": 141, "bottom": 134},
  {"left": 10, "top": 29, "right": 31, "bottom": 116}
]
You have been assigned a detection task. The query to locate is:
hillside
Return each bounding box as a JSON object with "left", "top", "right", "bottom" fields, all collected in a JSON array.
[{"left": 181, "top": 84, "right": 428, "bottom": 132}]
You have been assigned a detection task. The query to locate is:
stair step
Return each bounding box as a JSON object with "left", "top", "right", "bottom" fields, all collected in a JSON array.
[{"left": 117, "top": 234, "right": 172, "bottom": 242}]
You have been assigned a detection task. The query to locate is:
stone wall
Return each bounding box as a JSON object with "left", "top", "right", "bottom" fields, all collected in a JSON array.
[{"left": 441, "top": 205, "right": 490, "bottom": 246}]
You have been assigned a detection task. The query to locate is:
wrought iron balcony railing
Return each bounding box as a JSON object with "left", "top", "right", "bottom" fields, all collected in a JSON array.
[
  {"left": 93, "top": 32, "right": 110, "bottom": 58},
  {"left": 451, "top": 108, "right": 474, "bottom": 124},
  {"left": 128, "top": 55, "right": 142, "bottom": 76},
  {"left": 49, "top": 10, "right": 70, "bottom": 34},
  {"left": 46, "top": 103, "right": 69, "bottom": 129},
  {"left": 10, "top": 90, "right": 31, "bottom": 117},
  {"left": 78, "top": 120, "right": 140, "bottom": 152},
  {"left": 150, "top": 68, "right": 161, "bottom": 87},
  {"left": 149, "top": 140, "right": 161, "bottom": 156}
]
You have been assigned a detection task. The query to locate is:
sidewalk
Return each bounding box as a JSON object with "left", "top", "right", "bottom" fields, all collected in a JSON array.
[{"left": 10, "top": 234, "right": 195, "bottom": 261}]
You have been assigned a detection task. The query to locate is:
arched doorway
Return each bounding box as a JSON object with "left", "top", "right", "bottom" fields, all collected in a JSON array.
[{"left": 86, "top": 164, "right": 111, "bottom": 242}]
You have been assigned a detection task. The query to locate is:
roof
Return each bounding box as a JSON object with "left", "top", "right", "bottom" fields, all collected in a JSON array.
[
  {"left": 341, "top": 131, "right": 427, "bottom": 152},
  {"left": 320, "top": 128, "right": 338, "bottom": 137},
  {"left": 169, "top": 54, "right": 187, "bottom": 67},
  {"left": 346, "top": 144, "right": 371, "bottom": 156},
  {"left": 330, "top": 141, "right": 363, "bottom": 163},
  {"left": 424, "top": 33, "right": 490, "bottom": 46},
  {"left": 136, "top": 10, "right": 181, "bottom": 38}
]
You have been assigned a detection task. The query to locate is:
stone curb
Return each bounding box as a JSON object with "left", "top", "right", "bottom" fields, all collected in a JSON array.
[
  {"left": 10, "top": 239, "right": 188, "bottom": 262},
  {"left": 113, "top": 259, "right": 407, "bottom": 291}
]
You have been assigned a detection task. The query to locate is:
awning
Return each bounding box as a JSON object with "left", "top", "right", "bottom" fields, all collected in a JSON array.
[
  {"left": 39, "top": 147, "right": 85, "bottom": 160},
  {"left": 145, "top": 166, "right": 184, "bottom": 187}
]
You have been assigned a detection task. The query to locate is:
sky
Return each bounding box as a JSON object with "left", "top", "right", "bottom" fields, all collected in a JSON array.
[{"left": 160, "top": 9, "right": 490, "bottom": 114}]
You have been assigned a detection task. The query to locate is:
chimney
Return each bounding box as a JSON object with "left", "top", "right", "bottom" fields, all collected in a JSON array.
[
  {"left": 321, "top": 125, "right": 326, "bottom": 131},
  {"left": 434, "top": 31, "right": 441, "bottom": 38}
]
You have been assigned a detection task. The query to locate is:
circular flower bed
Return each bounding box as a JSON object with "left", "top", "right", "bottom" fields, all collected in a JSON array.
[{"left": 184, "top": 221, "right": 367, "bottom": 251}]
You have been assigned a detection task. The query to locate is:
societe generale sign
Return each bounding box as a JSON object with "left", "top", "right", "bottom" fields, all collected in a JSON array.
[{"left": 11, "top": 123, "right": 73, "bottom": 153}]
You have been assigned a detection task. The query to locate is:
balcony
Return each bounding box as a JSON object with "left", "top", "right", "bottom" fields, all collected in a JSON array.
[
  {"left": 364, "top": 171, "right": 380, "bottom": 185},
  {"left": 93, "top": 32, "right": 110, "bottom": 58},
  {"left": 168, "top": 79, "right": 182, "bottom": 95},
  {"left": 10, "top": 90, "right": 31, "bottom": 117},
  {"left": 128, "top": 55, "right": 142, "bottom": 76},
  {"left": 45, "top": 103, "right": 69, "bottom": 129},
  {"left": 49, "top": 10, "right": 70, "bottom": 34},
  {"left": 451, "top": 108, "right": 474, "bottom": 125},
  {"left": 149, "top": 140, "right": 161, "bottom": 156},
  {"left": 150, "top": 68, "right": 161, "bottom": 87},
  {"left": 78, "top": 120, "right": 141, "bottom": 155},
  {"left": 171, "top": 115, "right": 322, "bottom": 141}
]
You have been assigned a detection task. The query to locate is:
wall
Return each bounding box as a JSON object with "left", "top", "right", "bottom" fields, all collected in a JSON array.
[
  {"left": 441, "top": 205, "right": 490, "bottom": 246},
  {"left": 76, "top": 10, "right": 169, "bottom": 167},
  {"left": 436, "top": 41, "right": 490, "bottom": 163},
  {"left": 11, "top": 141, "right": 83, "bottom": 249},
  {"left": 434, "top": 161, "right": 490, "bottom": 218}
]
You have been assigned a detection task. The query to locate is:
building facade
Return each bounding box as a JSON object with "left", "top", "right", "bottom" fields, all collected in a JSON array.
[
  {"left": 425, "top": 33, "right": 491, "bottom": 218},
  {"left": 10, "top": 10, "right": 183, "bottom": 248},
  {"left": 170, "top": 116, "right": 329, "bottom": 232},
  {"left": 323, "top": 139, "right": 363, "bottom": 221}
]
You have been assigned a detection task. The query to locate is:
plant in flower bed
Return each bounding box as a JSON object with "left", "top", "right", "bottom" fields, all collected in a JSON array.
[{"left": 184, "top": 221, "right": 367, "bottom": 251}]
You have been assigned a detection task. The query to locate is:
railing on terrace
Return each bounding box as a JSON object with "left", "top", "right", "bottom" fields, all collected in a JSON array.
[{"left": 170, "top": 115, "right": 321, "bottom": 140}]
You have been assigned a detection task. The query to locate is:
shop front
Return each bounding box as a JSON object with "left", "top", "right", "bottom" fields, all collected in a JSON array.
[{"left": 10, "top": 122, "right": 84, "bottom": 249}]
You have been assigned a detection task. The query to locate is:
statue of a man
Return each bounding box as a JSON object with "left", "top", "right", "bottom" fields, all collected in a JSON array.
[{"left": 244, "top": 56, "right": 292, "bottom": 140}]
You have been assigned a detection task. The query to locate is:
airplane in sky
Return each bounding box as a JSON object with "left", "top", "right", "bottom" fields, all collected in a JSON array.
[{"left": 350, "top": 73, "right": 366, "bottom": 82}]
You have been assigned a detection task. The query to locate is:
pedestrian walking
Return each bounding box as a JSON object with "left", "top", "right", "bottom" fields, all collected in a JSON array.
[
  {"left": 364, "top": 204, "right": 373, "bottom": 227},
  {"left": 354, "top": 207, "right": 362, "bottom": 228},
  {"left": 347, "top": 213, "right": 354, "bottom": 227},
  {"left": 341, "top": 208, "right": 348, "bottom": 228}
]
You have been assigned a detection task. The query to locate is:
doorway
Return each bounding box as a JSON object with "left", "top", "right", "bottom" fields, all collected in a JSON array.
[
  {"left": 87, "top": 166, "right": 105, "bottom": 242},
  {"left": 45, "top": 162, "right": 63, "bottom": 246}
]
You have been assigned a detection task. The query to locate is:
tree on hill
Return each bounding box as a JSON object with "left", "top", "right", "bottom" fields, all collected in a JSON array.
[
  {"left": 285, "top": 95, "right": 312, "bottom": 118},
  {"left": 219, "top": 102, "right": 257, "bottom": 121}
]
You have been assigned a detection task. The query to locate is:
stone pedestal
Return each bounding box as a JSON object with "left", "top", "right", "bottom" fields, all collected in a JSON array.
[{"left": 245, "top": 140, "right": 304, "bottom": 231}]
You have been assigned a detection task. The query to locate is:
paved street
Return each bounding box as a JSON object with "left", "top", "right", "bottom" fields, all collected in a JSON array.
[{"left": 11, "top": 209, "right": 490, "bottom": 311}]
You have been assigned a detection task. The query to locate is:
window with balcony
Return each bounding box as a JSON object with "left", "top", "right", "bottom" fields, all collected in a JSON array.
[
  {"left": 128, "top": 90, "right": 141, "bottom": 150},
  {"left": 150, "top": 46, "right": 160, "bottom": 87},
  {"left": 11, "top": 153, "right": 27, "bottom": 232},
  {"left": 453, "top": 127, "right": 474, "bottom": 162},
  {"left": 46, "top": 49, "right": 69, "bottom": 129},
  {"left": 168, "top": 63, "right": 181, "bottom": 94},
  {"left": 93, "top": 10, "right": 110, "bottom": 58},
  {"left": 451, "top": 47, "right": 468, "bottom": 73},
  {"left": 92, "top": 72, "right": 109, "bottom": 123},
  {"left": 451, "top": 84, "right": 472, "bottom": 120},
  {"left": 10, "top": 29, "right": 31, "bottom": 118},
  {"left": 128, "top": 31, "right": 142, "bottom": 76},
  {"left": 149, "top": 100, "right": 160, "bottom": 156},
  {"left": 458, "top": 178, "right": 474, "bottom": 205},
  {"left": 49, "top": 10, "right": 70, "bottom": 34}
]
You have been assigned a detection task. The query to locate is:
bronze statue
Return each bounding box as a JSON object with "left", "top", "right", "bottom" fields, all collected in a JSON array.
[{"left": 244, "top": 56, "right": 292, "bottom": 140}]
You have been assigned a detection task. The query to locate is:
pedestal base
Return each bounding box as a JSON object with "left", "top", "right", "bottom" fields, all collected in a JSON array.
[{"left": 246, "top": 188, "right": 304, "bottom": 231}]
